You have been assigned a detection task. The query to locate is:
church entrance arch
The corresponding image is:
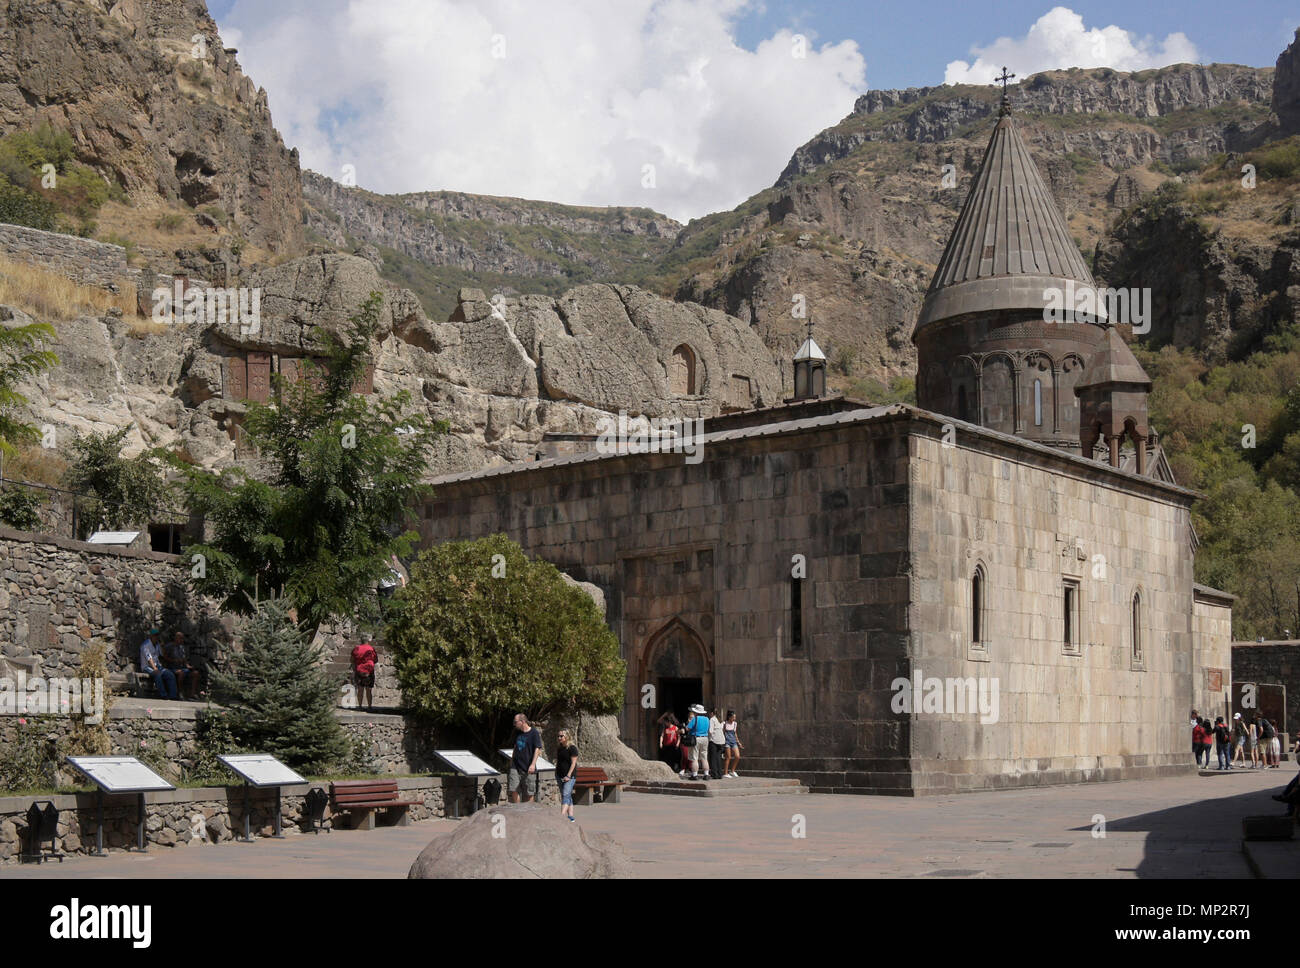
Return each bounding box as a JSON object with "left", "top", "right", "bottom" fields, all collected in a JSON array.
[{"left": 639, "top": 618, "right": 711, "bottom": 756}]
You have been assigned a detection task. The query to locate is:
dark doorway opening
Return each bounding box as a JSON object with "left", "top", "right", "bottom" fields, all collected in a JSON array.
[{"left": 653, "top": 676, "right": 703, "bottom": 756}]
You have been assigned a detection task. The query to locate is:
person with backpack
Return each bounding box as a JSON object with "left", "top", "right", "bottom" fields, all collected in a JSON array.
[
  {"left": 1260, "top": 717, "right": 1280, "bottom": 768},
  {"left": 684, "top": 704, "right": 712, "bottom": 780},
  {"left": 1192, "top": 718, "right": 1209, "bottom": 769},
  {"left": 659, "top": 713, "right": 682, "bottom": 773},
  {"left": 1212, "top": 716, "right": 1232, "bottom": 770},
  {"left": 350, "top": 640, "right": 377, "bottom": 712}
]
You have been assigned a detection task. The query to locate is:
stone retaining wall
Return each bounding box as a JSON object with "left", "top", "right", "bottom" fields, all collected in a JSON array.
[
  {"left": 0, "top": 222, "right": 140, "bottom": 291},
  {"left": 0, "top": 706, "right": 449, "bottom": 781},
  {"left": 1232, "top": 641, "right": 1299, "bottom": 733},
  {"left": 0, "top": 527, "right": 227, "bottom": 680},
  {"left": 0, "top": 774, "right": 556, "bottom": 864}
]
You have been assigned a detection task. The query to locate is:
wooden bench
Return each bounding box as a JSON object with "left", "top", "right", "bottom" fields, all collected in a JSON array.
[
  {"left": 330, "top": 780, "right": 423, "bottom": 829},
  {"left": 572, "top": 767, "right": 624, "bottom": 805}
]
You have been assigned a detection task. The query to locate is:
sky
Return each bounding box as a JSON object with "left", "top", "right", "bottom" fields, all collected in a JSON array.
[{"left": 206, "top": 1, "right": 1298, "bottom": 223}]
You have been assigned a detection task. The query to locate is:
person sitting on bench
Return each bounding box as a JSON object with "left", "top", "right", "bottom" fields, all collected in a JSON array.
[
  {"left": 164, "top": 631, "right": 200, "bottom": 699},
  {"left": 140, "top": 629, "right": 178, "bottom": 700}
]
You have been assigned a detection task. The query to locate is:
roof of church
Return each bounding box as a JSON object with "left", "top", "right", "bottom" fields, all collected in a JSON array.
[
  {"left": 428, "top": 403, "right": 1197, "bottom": 499},
  {"left": 1075, "top": 325, "right": 1152, "bottom": 390},
  {"left": 794, "top": 336, "right": 826, "bottom": 361},
  {"left": 915, "top": 111, "right": 1105, "bottom": 334}
]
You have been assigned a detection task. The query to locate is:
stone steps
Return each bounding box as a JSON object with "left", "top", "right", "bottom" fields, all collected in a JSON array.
[{"left": 626, "top": 776, "right": 808, "bottom": 798}]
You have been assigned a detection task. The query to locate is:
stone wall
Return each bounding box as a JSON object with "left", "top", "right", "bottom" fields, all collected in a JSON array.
[
  {"left": 0, "top": 774, "right": 555, "bottom": 864},
  {"left": 908, "top": 421, "right": 1200, "bottom": 794},
  {"left": 0, "top": 527, "right": 224, "bottom": 680},
  {"left": 422, "top": 405, "right": 1215, "bottom": 795},
  {"left": 1232, "top": 641, "right": 1298, "bottom": 734},
  {"left": 1194, "top": 588, "right": 1235, "bottom": 721},
  {"left": 0, "top": 706, "right": 450, "bottom": 781},
  {"left": 0, "top": 222, "right": 140, "bottom": 291}
]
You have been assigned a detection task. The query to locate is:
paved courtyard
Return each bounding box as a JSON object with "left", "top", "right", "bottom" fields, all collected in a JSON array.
[{"left": 1, "top": 768, "right": 1293, "bottom": 878}]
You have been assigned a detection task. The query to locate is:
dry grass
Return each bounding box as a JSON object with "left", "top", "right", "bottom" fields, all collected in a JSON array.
[
  {"left": 94, "top": 199, "right": 217, "bottom": 255},
  {"left": 1, "top": 444, "right": 67, "bottom": 487},
  {"left": 0, "top": 256, "right": 139, "bottom": 322}
]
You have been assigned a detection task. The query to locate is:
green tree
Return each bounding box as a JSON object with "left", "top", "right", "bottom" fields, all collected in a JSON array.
[
  {"left": 62, "top": 426, "right": 174, "bottom": 538},
  {"left": 387, "top": 534, "right": 626, "bottom": 753},
  {"left": 0, "top": 318, "right": 57, "bottom": 457},
  {"left": 0, "top": 485, "right": 43, "bottom": 530},
  {"left": 208, "top": 597, "right": 348, "bottom": 772},
  {"left": 182, "top": 292, "right": 440, "bottom": 635}
]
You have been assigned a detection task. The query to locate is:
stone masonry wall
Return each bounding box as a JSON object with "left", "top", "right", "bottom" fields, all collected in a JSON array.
[
  {"left": 422, "top": 415, "right": 914, "bottom": 793},
  {"left": 0, "top": 774, "right": 555, "bottom": 865},
  {"left": 1232, "top": 642, "right": 1299, "bottom": 734},
  {"left": 0, "top": 527, "right": 225, "bottom": 680},
  {"left": 0, "top": 222, "right": 141, "bottom": 291},
  {"left": 1194, "top": 594, "right": 1235, "bottom": 722},
  {"left": 0, "top": 707, "right": 449, "bottom": 781},
  {"left": 908, "top": 421, "right": 1200, "bottom": 793}
]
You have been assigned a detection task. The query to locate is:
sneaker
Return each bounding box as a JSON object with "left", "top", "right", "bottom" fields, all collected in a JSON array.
[
  {"left": 567, "top": 816, "right": 576, "bottom": 822},
  {"left": 729, "top": 772, "right": 738, "bottom": 778}
]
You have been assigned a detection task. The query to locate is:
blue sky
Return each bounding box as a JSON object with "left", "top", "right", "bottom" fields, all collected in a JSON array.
[{"left": 202, "top": 2, "right": 1298, "bottom": 219}]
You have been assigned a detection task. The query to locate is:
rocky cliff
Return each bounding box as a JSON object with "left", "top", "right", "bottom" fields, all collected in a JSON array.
[
  {"left": 303, "top": 170, "right": 680, "bottom": 320},
  {"left": 0, "top": 0, "right": 303, "bottom": 252},
  {"left": 11, "top": 254, "right": 781, "bottom": 475}
]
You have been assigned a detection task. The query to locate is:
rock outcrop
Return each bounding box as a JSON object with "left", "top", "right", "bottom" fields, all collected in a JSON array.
[
  {"left": 1277, "top": 29, "right": 1300, "bottom": 136},
  {"left": 13, "top": 254, "right": 783, "bottom": 476},
  {"left": 408, "top": 803, "right": 629, "bottom": 879},
  {"left": 0, "top": 0, "right": 303, "bottom": 252}
]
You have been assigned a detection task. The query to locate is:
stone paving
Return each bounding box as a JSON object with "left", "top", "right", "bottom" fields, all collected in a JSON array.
[{"left": 0, "top": 768, "right": 1293, "bottom": 878}]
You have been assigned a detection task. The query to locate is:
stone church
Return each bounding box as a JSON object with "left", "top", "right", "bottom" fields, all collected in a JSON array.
[{"left": 419, "top": 98, "right": 1235, "bottom": 794}]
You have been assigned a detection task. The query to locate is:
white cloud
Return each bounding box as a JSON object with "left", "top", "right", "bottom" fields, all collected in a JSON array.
[
  {"left": 944, "top": 6, "right": 1198, "bottom": 86},
  {"left": 220, "top": 0, "right": 865, "bottom": 222}
]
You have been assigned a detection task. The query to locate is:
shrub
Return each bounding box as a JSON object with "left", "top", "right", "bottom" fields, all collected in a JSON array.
[
  {"left": 0, "top": 485, "right": 43, "bottom": 530},
  {"left": 387, "top": 534, "right": 626, "bottom": 753}
]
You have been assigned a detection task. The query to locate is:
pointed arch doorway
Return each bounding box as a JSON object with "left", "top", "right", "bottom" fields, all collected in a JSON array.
[{"left": 639, "top": 617, "right": 712, "bottom": 756}]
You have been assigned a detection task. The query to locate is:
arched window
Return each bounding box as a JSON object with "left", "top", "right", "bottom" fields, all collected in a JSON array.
[
  {"left": 957, "top": 385, "right": 969, "bottom": 421},
  {"left": 669, "top": 345, "right": 698, "bottom": 396},
  {"left": 1033, "top": 379, "right": 1043, "bottom": 426},
  {"left": 1131, "top": 591, "right": 1143, "bottom": 663},
  {"left": 971, "top": 564, "right": 985, "bottom": 646}
]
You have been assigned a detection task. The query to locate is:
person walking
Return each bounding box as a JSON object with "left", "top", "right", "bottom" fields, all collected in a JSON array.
[
  {"left": 685, "top": 704, "right": 711, "bottom": 780},
  {"left": 1231, "top": 713, "right": 1247, "bottom": 766},
  {"left": 1192, "top": 718, "right": 1209, "bottom": 769},
  {"left": 555, "top": 729, "right": 579, "bottom": 822},
  {"left": 1260, "top": 716, "right": 1280, "bottom": 768},
  {"left": 659, "top": 714, "right": 682, "bottom": 773},
  {"left": 722, "top": 710, "right": 743, "bottom": 778},
  {"left": 509, "top": 713, "right": 542, "bottom": 803},
  {"left": 708, "top": 708, "right": 725, "bottom": 781},
  {"left": 1213, "top": 716, "right": 1232, "bottom": 770},
  {"left": 1247, "top": 718, "right": 1261, "bottom": 768}
]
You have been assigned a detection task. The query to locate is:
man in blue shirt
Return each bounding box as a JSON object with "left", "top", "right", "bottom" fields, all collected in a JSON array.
[
  {"left": 685, "top": 704, "right": 712, "bottom": 780},
  {"left": 139, "top": 628, "right": 178, "bottom": 700},
  {"left": 509, "top": 713, "right": 542, "bottom": 802}
]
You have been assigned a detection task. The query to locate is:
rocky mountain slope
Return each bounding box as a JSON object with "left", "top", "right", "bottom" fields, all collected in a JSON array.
[
  {"left": 0, "top": 0, "right": 303, "bottom": 252},
  {"left": 302, "top": 170, "right": 680, "bottom": 321}
]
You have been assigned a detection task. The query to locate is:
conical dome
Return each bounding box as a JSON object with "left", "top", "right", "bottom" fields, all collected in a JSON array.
[{"left": 915, "top": 112, "right": 1105, "bottom": 334}]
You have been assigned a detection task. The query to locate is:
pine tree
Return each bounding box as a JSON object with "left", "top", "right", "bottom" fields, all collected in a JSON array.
[{"left": 210, "top": 597, "right": 348, "bottom": 772}]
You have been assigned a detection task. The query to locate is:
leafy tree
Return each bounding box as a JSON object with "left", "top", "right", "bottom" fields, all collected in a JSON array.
[
  {"left": 62, "top": 426, "right": 174, "bottom": 538},
  {"left": 208, "top": 597, "right": 348, "bottom": 772},
  {"left": 0, "top": 485, "right": 42, "bottom": 530},
  {"left": 182, "top": 292, "right": 440, "bottom": 635},
  {"left": 387, "top": 534, "right": 626, "bottom": 753},
  {"left": 0, "top": 318, "right": 57, "bottom": 456}
]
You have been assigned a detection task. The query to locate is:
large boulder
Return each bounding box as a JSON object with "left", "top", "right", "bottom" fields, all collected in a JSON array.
[{"left": 408, "top": 804, "right": 629, "bottom": 879}]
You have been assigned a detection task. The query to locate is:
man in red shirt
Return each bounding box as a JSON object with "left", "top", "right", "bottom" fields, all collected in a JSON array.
[{"left": 351, "top": 641, "right": 377, "bottom": 712}]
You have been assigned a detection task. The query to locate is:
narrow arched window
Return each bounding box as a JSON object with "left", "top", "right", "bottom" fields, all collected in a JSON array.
[
  {"left": 971, "top": 565, "right": 985, "bottom": 646},
  {"left": 1132, "top": 592, "right": 1142, "bottom": 662},
  {"left": 1033, "top": 379, "right": 1043, "bottom": 426}
]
